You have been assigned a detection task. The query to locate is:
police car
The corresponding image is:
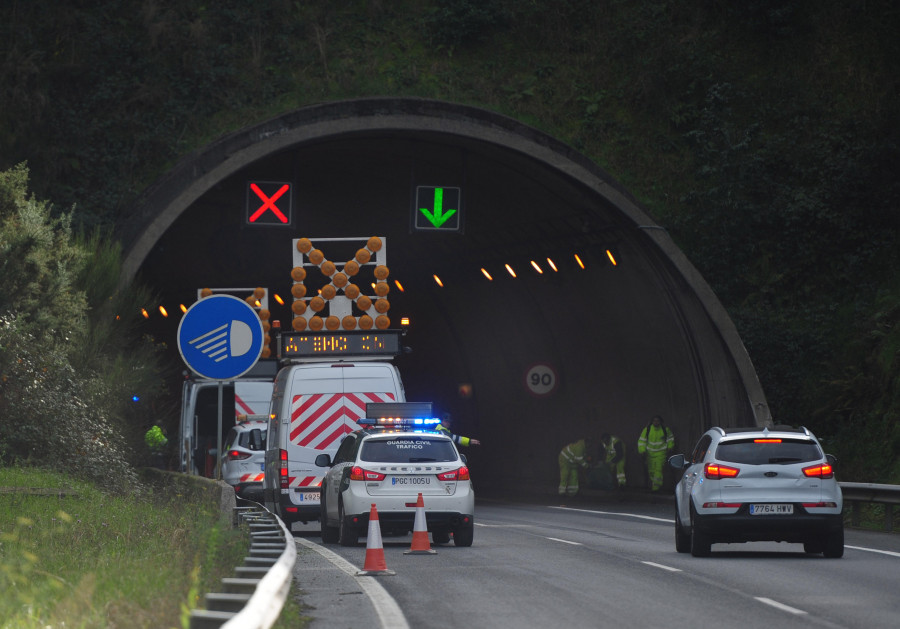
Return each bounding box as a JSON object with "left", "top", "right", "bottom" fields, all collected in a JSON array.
[
  {"left": 221, "top": 416, "right": 267, "bottom": 501},
  {"left": 315, "top": 404, "right": 475, "bottom": 547}
]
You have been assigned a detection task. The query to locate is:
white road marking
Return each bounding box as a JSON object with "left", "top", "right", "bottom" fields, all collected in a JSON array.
[
  {"left": 755, "top": 597, "right": 808, "bottom": 615},
  {"left": 845, "top": 544, "right": 900, "bottom": 558},
  {"left": 546, "top": 537, "right": 582, "bottom": 545},
  {"left": 295, "top": 537, "right": 409, "bottom": 629},
  {"left": 550, "top": 505, "right": 672, "bottom": 523},
  {"left": 641, "top": 561, "right": 681, "bottom": 572}
]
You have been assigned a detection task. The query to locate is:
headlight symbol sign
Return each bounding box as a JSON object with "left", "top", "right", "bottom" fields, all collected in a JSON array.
[{"left": 178, "top": 295, "right": 265, "bottom": 380}]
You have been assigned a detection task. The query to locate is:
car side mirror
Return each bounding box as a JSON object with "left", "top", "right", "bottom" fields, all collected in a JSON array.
[
  {"left": 314, "top": 453, "right": 332, "bottom": 467},
  {"left": 460, "top": 453, "right": 468, "bottom": 465},
  {"left": 826, "top": 453, "right": 837, "bottom": 465},
  {"left": 667, "top": 454, "right": 687, "bottom": 469},
  {"left": 249, "top": 429, "right": 263, "bottom": 451}
]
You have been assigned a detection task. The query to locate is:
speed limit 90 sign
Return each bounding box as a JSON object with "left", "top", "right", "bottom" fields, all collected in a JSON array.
[{"left": 525, "top": 364, "right": 558, "bottom": 396}]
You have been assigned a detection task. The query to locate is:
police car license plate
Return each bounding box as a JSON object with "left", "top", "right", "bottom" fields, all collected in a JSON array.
[
  {"left": 391, "top": 476, "right": 432, "bottom": 486},
  {"left": 749, "top": 503, "right": 793, "bottom": 515}
]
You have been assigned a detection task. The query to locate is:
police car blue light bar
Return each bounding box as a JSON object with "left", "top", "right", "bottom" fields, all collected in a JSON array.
[{"left": 358, "top": 416, "right": 440, "bottom": 427}]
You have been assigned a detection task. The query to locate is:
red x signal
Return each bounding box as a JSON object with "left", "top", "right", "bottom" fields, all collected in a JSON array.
[{"left": 246, "top": 181, "right": 292, "bottom": 226}]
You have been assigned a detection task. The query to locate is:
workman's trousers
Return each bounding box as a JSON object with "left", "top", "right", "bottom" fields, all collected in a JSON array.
[
  {"left": 608, "top": 459, "right": 626, "bottom": 487},
  {"left": 645, "top": 453, "right": 666, "bottom": 491},
  {"left": 558, "top": 457, "right": 582, "bottom": 497}
]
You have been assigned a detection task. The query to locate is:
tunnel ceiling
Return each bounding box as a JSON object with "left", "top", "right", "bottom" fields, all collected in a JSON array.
[{"left": 123, "top": 98, "right": 770, "bottom": 487}]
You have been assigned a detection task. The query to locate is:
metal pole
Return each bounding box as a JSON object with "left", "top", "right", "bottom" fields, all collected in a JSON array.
[{"left": 217, "top": 381, "right": 223, "bottom": 480}]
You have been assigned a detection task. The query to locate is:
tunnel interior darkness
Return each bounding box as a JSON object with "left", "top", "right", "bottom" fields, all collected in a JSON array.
[{"left": 130, "top": 99, "right": 766, "bottom": 491}]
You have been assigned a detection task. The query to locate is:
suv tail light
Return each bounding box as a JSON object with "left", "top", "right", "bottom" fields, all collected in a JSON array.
[
  {"left": 279, "top": 448, "right": 289, "bottom": 489},
  {"left": 350, "top": 466, "right": 386, "bottom": 481},
  {"left": 226, "top": 449, "right": 251, "bottom": 461},
  {"left": 437, "top": 466, "right": 470, "bottom": 481},
  {"left": 802, "top": 463, "right": 834, "bottom": 478},
  {"left": 705, "top": 462, "right": 740, "bottom": 479}
]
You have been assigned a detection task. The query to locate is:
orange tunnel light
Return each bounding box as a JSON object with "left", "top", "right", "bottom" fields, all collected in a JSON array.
[
  {"left": 433, "top": 274, "right": 444, "bottom": 287},
  {"left": 547, "top": 258, "right": 558, "bottom": 272},
  {"left": 481, "top": 268, "right": 493, "bottom": 280},
  {"left": 530, "top": 260, "right": 543, "bottom": 274},
  {"left": 575, "top": 254, "right": 585, "bottom": 269},
  {"left": 505, "top": 264, "right": 516, "bottom": 278},
  {"left": 606, "top": 249, "right": 617, "bottom": 266}
]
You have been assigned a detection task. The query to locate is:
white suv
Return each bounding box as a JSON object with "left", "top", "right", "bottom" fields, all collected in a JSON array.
[
  {"left": 315, "top": 420, "right": 475, "bottom": 547},
  {"left": 668, "top": 425, "right": 843, "bottom": 557},
  {"left": 221, "top": 419, "right": 267, "bottom": 501}
]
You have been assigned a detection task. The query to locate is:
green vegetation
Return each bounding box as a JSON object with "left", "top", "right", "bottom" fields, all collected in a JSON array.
[
  {"left": 1, "top": 0, "right": 898, "bottom": 475},
  {"left": 0, "top": 466, "right": 245, "bottom": 628}
]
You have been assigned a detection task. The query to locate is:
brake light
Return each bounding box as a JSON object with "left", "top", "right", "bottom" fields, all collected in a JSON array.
[
  {"left": 279, "top": 448, "right": 289, "bottom": 489},
  {"left": 437, "top": 466, "right": 470, "bottom": 481},
  {"left": 349, "top": 466, "right": 386, "bottom": 481},
  {"left": 702, "top": 502, "right": 742, "bottom": 508},
  {"left": 802, "top": 463, "right": 833, "bottom": 478},
  {"left": 705, "top": 463, "right": 740, "bottom": 479},
  {"left": 226, "top": 450, "right": 251, "bottom": 461},
  {"left": 754, "top": 438, "right": 782, "bottom": 443}
]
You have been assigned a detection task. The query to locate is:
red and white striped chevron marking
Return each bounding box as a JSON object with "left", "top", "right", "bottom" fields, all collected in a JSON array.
[
  {"left": 235, "top": 393, "right": 256, "bottom": 418},
  {"left": 289, "top": 392, "right": 396, "bottom": 450},
  {"left": 239, "top": 473, "right": 264, "bottom": 483}
]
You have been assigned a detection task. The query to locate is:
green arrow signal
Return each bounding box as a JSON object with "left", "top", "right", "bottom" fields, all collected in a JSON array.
[{"left": 419, "top": 187, "right": 457, "bottom": 228}]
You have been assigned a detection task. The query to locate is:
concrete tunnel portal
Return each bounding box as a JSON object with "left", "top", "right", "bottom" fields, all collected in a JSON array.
[{"left": 122, "top": 98, "right": 770, "bottom": 491}]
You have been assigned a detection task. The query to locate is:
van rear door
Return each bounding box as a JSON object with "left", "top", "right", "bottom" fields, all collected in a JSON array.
[{"left": 285, "top": 363, "right": 402, "bottom": 507}]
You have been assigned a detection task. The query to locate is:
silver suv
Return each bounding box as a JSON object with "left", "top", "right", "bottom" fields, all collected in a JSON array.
[
  {"left": 221, "top": 419, "right": 267, "bottom": 501},
  {"left": 668, "top": 425, "right": 843, "bottom": 558}
]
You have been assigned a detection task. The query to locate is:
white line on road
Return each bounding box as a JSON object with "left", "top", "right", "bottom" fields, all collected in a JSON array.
[
  {"left": 845, "top": 545, "right": 900, "bottom": 558},
  {"left": 755, "top": 597, "right": 808, "bottom": 615},
  {"left": 295, "top": 537, "right": 409, "bottom": 629},
  {"left": 546, "top": 537, "right": 583, "bottom": 545},
  {"left": 550, "top": 506, "right": 672, "bottom": 523},
  {"left": 641, "top": 561, "right": 682, "bottom": 572}
]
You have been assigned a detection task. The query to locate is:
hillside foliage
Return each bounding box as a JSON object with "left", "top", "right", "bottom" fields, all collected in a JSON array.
[{"left": 0, "top": 0, "right": 898, "bottom": 481}]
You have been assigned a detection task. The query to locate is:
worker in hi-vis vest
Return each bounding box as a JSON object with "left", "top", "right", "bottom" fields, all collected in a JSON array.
[
  {"left": 558, "top": 437, "right": 595, "bottom": 497},
  {"left": 600, "top": 433, "right": 627, "bottom": 488},
  {"left": 637, "top": 415, "right": 675, "bottom": 491},
  {"left": 436, "top": 413, "right": 481, "bottom": 447}
]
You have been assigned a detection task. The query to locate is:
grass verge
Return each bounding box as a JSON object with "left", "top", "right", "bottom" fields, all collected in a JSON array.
[{"left": 0, "top": 465, "right": 308, "bottom": 628}]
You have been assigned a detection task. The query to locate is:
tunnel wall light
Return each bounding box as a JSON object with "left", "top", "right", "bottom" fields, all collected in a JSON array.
[
  {"left": 606, "top": 249, "right": 617, "bottom": 266},
  {"left": 575, "top": 254, "right": 585, "bottom": 269},
  {"left": 481, "top": 268, "right": 493, "bottom": 280},
  {"left": 433, "top": 274, "right": 444, "bottom": 287},
  {"left": 547, "top": 258, "right": 558, "bottom": 272},
  {"left": 530, "top": 260, "right": 543, "bottom": 274},
  {"left": 505, "top": 264, "right": 516, "bottom": 278}
]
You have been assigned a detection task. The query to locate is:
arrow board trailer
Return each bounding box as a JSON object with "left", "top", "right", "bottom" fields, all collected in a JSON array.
[{"left": 264, "top": 330, "right": 407, "bottom": 525}]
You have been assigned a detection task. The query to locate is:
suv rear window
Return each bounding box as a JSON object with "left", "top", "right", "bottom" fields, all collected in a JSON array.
[
  {"left": 360, "top": 436, "right": 458, "bottom": 463},
  {"left": 716, "top": 438, "right": 822, "bottom": 465}
]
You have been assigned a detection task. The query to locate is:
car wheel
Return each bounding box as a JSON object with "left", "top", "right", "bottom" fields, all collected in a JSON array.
[
  {"left": 320, "top": 493, "right": 339, "bottom": 544},
  {"left": 823, "top": 526, "right": 844, "bottom": 558},
  {"left": 689, "top": 504, "right": 711, "bottom": 557},
  {"left": 432, "top": 528, "right": 451, "bottom": 545},
  {"left": 338, "top": 499, "right": 358, "bottom": 547},
  {"left": 675, "top": 505, "right": 691, "bottom": 554},
  {"left": 453, "top": 518, "right": 474, "bottom": 547}
]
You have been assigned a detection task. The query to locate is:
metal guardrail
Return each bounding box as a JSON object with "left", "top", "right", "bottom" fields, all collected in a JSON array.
[
  {"left": 840, "top": 482, "right": 900, "bottom": 532},
  {"left": 189, "top": 503, "right": 296, "bottom": 629}
]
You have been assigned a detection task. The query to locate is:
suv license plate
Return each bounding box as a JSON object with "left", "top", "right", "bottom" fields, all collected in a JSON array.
[
  {"left": 750, "top": 503, "right": 793, "bottom": 515},
  {"left": 391, "top": 476, "right": 432, "bottom": 486},
  {"left": 298, "top": 491, "right": 320, "bottom": 502}
]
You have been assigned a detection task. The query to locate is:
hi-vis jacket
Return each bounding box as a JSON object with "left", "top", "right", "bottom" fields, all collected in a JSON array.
[
  {"left": 638, "top": 424, "right": 674, "bottom": 455},
  {"left": 559, "top": 439, "right": 592, "bottom": 468},
  {"left": 436, "top": 423, "right": 476, "bottom": 447}
]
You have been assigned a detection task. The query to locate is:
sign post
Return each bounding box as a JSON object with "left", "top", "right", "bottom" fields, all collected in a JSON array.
[{"left": 177, "top": 295, "right": 265, "bottom": 478}]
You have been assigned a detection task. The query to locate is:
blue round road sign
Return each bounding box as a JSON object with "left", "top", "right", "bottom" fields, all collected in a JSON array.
[{"left": 177, "top": 294, "right": 265, "bottom": 380}]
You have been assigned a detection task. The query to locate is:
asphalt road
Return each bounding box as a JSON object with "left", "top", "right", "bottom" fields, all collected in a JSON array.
[{"left": 289, "top": 494, "right": 900, "bottom": 629}]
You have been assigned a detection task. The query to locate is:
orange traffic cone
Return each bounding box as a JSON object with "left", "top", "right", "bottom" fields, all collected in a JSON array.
[
  {"left": 357, "top": 503, "right": 396, "bottom": 576},
  {"left": 405, "top": 493, "right": 437, "bottom": 555}
]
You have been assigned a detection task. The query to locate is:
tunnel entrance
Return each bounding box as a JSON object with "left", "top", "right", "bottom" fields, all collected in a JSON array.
[{"left": 123, "top": 98, "right": 769, "bottom": 491}]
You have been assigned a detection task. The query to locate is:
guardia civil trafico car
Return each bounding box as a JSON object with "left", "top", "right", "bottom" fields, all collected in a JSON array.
[
  {"left": 315, "top": 403, "right": 475, "bottom": 547},
  {"left": 668, "top": 425, "right": 843, "bottom": 558}
]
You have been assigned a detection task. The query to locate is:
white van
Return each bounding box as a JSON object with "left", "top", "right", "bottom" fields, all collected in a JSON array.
[{"left": 263, "top": 361, "right": 406, "bottom": 525}]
